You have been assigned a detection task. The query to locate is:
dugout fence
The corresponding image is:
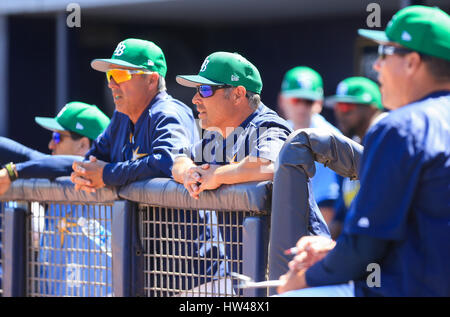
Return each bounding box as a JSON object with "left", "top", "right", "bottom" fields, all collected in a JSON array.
[{"left": 0, "top": 177, "right": 271, "bottom": 297}]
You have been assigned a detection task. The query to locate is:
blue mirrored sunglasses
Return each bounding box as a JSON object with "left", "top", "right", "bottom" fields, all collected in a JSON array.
[
  {"left": 196, "top": 84, "right": 231, "bottom": 98},
  {"left": 52, "top": 132, "right": 68, "bottom": 144}
]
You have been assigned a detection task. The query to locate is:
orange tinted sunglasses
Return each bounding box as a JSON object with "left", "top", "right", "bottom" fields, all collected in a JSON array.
[{"left": 106, "top": 69, "right": 150, "bottom": 84}]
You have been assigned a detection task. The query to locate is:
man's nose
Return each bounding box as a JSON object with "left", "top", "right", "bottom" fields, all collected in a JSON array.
[
  {"left": 373, "top": 57, "right": 382, "bottom": 72},
  {"left": 192, "top": 91, "right": 202, "bottom": 106},
  {"left": 108, "top": 76, "right": 120, "bottom": 89},
  {"left": 48, "top": 138, "right": 56, "bottom": 151}
]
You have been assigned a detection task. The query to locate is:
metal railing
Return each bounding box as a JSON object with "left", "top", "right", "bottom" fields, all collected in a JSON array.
[{"left": 0, "top": 177, "right": 271, "bottom": 297}]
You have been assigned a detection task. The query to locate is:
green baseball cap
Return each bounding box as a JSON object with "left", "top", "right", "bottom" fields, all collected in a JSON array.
[
  {"left": 35, "top": 102, "right": 111, "bottom": 140},
  {"left": 280, "top": 66, "right": 324, "bottom": 101},
  {"left": 91, "top": 38, "right": 167, "bottom": 77},
  {"left": 327, "top": 77, "right": 383, "bottom": 110},
  {"left": 358, "top": 5, "right": 450, "bottom": 61},
  {"left": 176, "top": 51, "right": 263, "bottom": 94}
]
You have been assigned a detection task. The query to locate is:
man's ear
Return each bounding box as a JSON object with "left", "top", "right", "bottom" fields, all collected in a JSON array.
[
  {"left": 148, "top": 72, "right": 160, "bottom": 88},
  {"left": 79, "top": 137, "right": 91, "bottom": 154},
  {"left": 234, "top": 86, "right": 247, "bottom": 103},
  {"left": 405, "top": 52, "right": 422, "bottom": 75}
]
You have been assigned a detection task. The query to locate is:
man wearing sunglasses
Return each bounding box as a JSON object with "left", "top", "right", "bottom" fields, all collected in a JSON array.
[
  {"left": 277, "top": 5, "right": 450, "bottom": 297},
  {"left": 70, "top": 38, "right": 198, "bottom": 192},
  {"left": 0, "top": 101, "right": 112, "bottom": 296},
  {"left": 172, "top": 51, "right": 292, "bottom": 199},
  {"left": 267, "top": 67, "right": 342, "bottom": 285},
  {"left": 326, "top": 76, "right": 385, "bottom": 240},
  {"left": 0, "top": 101, "right": 110, "bottom": 195}
]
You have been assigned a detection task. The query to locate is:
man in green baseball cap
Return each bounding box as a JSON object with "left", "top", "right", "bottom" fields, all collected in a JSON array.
[
  {"left": 172, "top": 51, "right": 292, "bottom": 199},
  {"left": 70, "top": 38, "right": 198, "bottom": 192},
  {"left": 267, "top": 66, "right": 342, "bottom": 285},
  {"left": 35, "top": 101, "right": 110, "bottom": 156},
  {"left": 328, "top": 77, "right": 385, "bottom": 141},
  {"left": 278, "top": 66, "right": 324, "bottom": 128},
  {"left": 277, "top": 5, "right": 450, "bottom": 297},
  {"left": 0, "top": 101, "right": 110, "bottom": 194},
  {"left": 278, "top": 66, "right": 341, "bottom": 219},
  {"left": 326, "top": 77, "right": 386, "bottom": 240},
  {"left": 358, "top": 5, "right": 450, "bottom": 109}
]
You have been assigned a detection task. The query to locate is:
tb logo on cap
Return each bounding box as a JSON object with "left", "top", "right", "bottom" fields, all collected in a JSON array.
[
  {"left": 114, "top": 42, "right": 127, "bottom": 56},
  {"left": 200, "top": 59, "right": 210, "bottom": 72}
]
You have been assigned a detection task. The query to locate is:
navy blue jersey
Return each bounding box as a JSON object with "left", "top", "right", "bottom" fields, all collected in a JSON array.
[
  {"left": 88, "top": 91, "right": 199, "bottom": 186},
  {"left": 185, "top": 103, "right": 292, "bottom": 164},
  {"left": 306, "top": 91, "right": 450, "bottom": 296}
]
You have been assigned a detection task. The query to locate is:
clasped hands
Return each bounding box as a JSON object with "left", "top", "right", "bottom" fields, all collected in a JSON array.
[
  {"left": 71, "top": 155, "right": 107, "bottom": 193},
  {"left": 183, "top": 163, "right": 221, "bottom": 199},
  {"left": 276, "top": 235, "right": 336, "bottom": 294}
]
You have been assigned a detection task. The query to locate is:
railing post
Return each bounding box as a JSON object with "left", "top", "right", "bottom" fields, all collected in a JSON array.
[
  {"left": 111, "top": 200, "right": 144, "bottom": 297},
  {"left": 242, "top": 215, "right": 269, "bottom": 297},
  {"left": 3, "top": 203, "right": 27, "bottom": 297}
]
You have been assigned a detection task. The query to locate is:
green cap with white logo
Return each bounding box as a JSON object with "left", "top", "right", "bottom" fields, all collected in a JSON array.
[
  {"left": 280, "top": 66, "right": 324, "bottom": 101},
  {"left": 176, "top": 51, "right": 263, "bottom": 94},
  {"left": 35, "top": 102, "right": 111, "bottom": 140},
  {"left": 91, "top": 38, "right": 167, "bottom": 77},
  {"left": 327, "top": 77, "right": 383, "bottom": 110},
  {"left": 358, "top": 5, "right": 450, "bottom": 61}
]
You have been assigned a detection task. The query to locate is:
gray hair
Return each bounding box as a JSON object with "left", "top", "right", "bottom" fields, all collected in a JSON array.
[
  {"left": 157, "top": 74, "right": 167, "bottom": 92},
  {"left": 224, "top": 87, "right": 260, "bottom": 110}
]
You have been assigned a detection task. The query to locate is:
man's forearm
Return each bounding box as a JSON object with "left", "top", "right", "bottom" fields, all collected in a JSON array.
[
  {"left": 214, "top": 156, "right": 273, "bottom": 185},
  {"left": 16, "top": 155, "right": 83, "bottom": 179}
]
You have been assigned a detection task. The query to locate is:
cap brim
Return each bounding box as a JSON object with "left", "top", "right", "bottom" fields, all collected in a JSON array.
[
  {"left": 281, "top": 89, "right": 323, "bottom": 101},
  {"left": 35, "top": 117, "right": 66, "bottom": 132},
  {"left": 176, "top": 75, "right": 224, "bottom": 88},
  {"left": 91, "top": 58, "right": 145, "bottom": 72},
  {"left": 357, "top": 29, "right": 390, "bottom": 43}
]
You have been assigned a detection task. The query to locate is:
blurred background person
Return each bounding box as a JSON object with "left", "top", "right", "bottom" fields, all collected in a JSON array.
[
  {"left": 278, "top": 66, "right": 341, "bottom": 224},
  {"left": 325, "top": 76, "right": 386, "bottom": 239}
]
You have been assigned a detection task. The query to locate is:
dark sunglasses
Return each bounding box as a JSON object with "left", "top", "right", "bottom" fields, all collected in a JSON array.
[
  {"left": 51, "top": 132, "right": 69, "bottom": 144},
  {"left": 196, "top": 84, "right": 231, "bottom": 98},
  {"left": 334, "top": 102, "right": 358, "bottom": 113},
  {"left": 378, "top": 44, "right": 414, "bottom": 59}
]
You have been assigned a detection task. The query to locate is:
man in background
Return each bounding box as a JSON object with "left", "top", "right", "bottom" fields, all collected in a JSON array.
[
  {"left": 277, "top": 5, "right": 450, "bottom": 297},
  {"left": 326, "top": 76, "right": 386, "bottom": 239},
  {"left": 277, "top": 66, "right": 341, "bottom": 225}
]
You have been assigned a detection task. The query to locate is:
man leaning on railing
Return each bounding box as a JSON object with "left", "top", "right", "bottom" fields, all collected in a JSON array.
[{"left": 172, "top": 51, "right": 293, "bottom": 197}]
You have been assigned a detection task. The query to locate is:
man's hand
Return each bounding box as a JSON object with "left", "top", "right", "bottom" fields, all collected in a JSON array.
[
  {"left": 289, "top": 235, "right": 336, "bottom": 271},
  {"left": 276, "top": 236, "right": 336, "bottom": 295},
  {"left": 0, "top": 168, "right": 12, "bottom": 196},
  {"left": 172, "top": 157, "right": 217, "bottom": 200},
  {"left": 277, "top": 268, "right": 308, "bottom": 294},
  {"left": 182, "top": 165, "right": 203, "bottom": 200},
  {"left": 195, "top": 164, "right": 222, "bottom": 192},
  {"left": 71, "top": 156, "right": 107, "bottom": 193}
]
